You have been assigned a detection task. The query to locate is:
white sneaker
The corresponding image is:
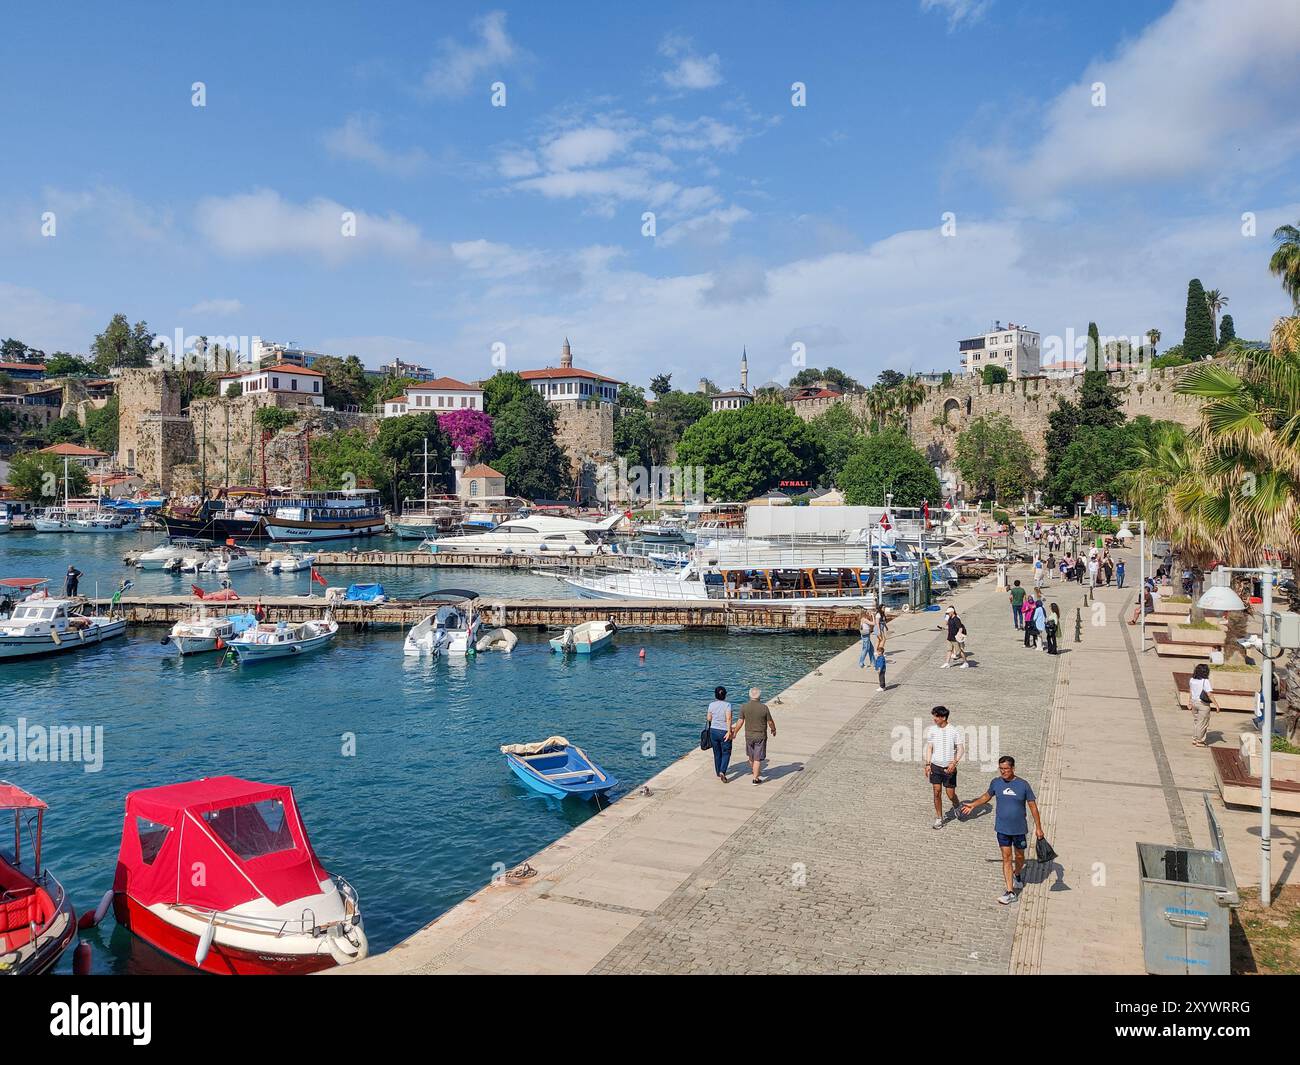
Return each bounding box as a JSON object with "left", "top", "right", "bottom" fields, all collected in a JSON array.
[
  {"left": 932, "top": 818, "right": 943, "bottom": 830},
  {"left": 877, "top": 686, "right": 886, "bottom": 692},
  {"left": 939, "top": 662, "right": 950, "bottom": 669},
  {"left": 959, "top": 662, "right": 970, "bottom": 669},
  {"left": 997, "top": 891, "right": 1017, "bottom": 905}
]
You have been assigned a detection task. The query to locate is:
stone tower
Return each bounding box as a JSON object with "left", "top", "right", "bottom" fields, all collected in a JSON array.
[
  {"left": 741, "top": 347, "right": 748, "bottom": 392},
  {"left": 560, "top": 337, "right": 573, "bottom": 369}
]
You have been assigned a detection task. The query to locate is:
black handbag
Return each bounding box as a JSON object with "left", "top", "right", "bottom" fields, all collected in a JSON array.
[
  {"left": 700, "top": 728, "right": 712, "bottom": 751},
  {"left": 1034, "top": 836, "right": 1058, "bottom": 863}
]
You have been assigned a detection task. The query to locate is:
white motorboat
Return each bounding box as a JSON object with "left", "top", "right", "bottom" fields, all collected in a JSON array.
[
  {"left": 135, "top": 538, "right": 213, "bottom": 570},
  {"left": 162, "top": 608, "right": 260, "bottom": 656},
  {"left": 0, "top": 597, "right": 126, "bottom": 660},
  {"left": 403, "top": 599, "right": 482, "bottom": 657},
  {"left": 228, "top": 616, "right": 338, "bottom": 663},
  {"left": 549, "top": 619, "right": 616, "bottom": 654},
  {"left": 265, "top": 544, "right": 318, "bottom": 573},
  {"left": 425, "top": 514, "right": 623, "bottom": 558},
  {"left": 32, "top": 506, "right": 93, "bottom": 532},
  {"left": 200, "top": 546, "right": 257, "bottom": 573},
  {"left": 67, "top": 510, "right": 141, "bottom": 534}
]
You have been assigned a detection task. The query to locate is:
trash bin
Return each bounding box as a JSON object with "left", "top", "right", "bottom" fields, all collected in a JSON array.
[{"left": 1136, "top": 795, "right": 1239, "bottom": 975}]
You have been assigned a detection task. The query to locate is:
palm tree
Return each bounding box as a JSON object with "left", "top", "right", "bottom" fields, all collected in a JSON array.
[
  {"left": 1146, "top": 328, "right": 1161, "bottom": 357},
  {"left": 1271, "top": 222, "right": 1300, "bottom": 311},
  {"left": 1204, "top": 290, "right": 1228, "bottom": 343},
  {"left": 1113, "top": 422, "right": 1221, "bottom": 564}
]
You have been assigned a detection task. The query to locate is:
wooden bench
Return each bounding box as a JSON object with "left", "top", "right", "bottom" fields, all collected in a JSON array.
[
  {"left": 1173, "top": 672, "right": 1257, "bottom": 712},
  {"left": 1211, "top": 746, "right": 1300, "bottom": 813},
  {"left": 1153, "top": 631, "right": 1221, "bottom": 659}
]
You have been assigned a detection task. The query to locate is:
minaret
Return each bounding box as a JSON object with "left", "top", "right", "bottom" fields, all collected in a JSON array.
[
  {"left": 560, "top": 337, "right": 573, "bottom": 369},
  {"left": 740, "top": 347, "right": 748, "bottom": 392}
]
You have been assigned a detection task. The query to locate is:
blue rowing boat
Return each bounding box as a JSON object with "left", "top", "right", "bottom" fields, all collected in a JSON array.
[{"left": 501, "top": 740, "right": 618, "bottom": 800}]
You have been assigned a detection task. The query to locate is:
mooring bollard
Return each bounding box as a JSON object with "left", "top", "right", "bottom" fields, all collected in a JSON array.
[{"left": 1074, "top": 607, "right": 1083, "bottom": 643}]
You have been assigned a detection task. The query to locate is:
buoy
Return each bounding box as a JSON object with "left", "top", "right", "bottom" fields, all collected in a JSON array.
[
  {"left": 639, "top": 648, "right": 646, "bottom": 659},
  {"left": 73, "top": 942, "right": 92, "bottom": 975}
]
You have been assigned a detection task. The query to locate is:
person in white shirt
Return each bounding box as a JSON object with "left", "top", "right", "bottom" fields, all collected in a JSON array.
[
  {"left": 1189, "top": 663, "right": 1218, "bottom": 747},
  {"left": 923, "top": 705, "right": 965, "bottom": 829}
]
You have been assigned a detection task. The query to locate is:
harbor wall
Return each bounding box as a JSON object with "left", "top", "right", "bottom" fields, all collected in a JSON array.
[{"left": 552, "top": 400, "right": 614, "bottom": 502}]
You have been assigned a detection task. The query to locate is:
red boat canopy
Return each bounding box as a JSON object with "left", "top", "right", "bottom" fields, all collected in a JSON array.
[
  {"left": 113, "top": 777, "right": 329, "bottom": 910},
  {"left": 0, "top": 782, "right": 47, "bottom": 810},
  {"left": 0, "top": 578, "right": 49, "bottom": 590}
]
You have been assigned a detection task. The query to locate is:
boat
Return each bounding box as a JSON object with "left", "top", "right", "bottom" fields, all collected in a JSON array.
[
  {"left": 67, "top": 509, "right": 141, "bottom": 534},
  {"left": 501, "top": 738, "right": 618, "bottom": 800},
  {"left": 475, "top": 627, "right": 518, "bottom": 653},
  {"left": 0, "top": 501, "right": 36, "bottom": 532},
  {"left": 549, "top": 619, "right": 616, "bottom": 654},
  {"left": 264, "top": 543, "right": 318, "bottom": 573},
  {"left": 403, "top": 596, "right": 481, "bottom": 657},
  {"left": 158, "top": 493, "right": 272, "bottom": 542},
  {"left": 424, "top": 513, "right": 623, "bottom": 558},
  {"left": 228, "top": 616, "right": 338, "bottom": 663},
  {"left": 0, "top": 597, "right": 127, "bottom": 661},
  {"left": 200, "top": 545, "right": 257, "bottom": 573},
  {"left": 162, "top": 608, "right": 260, "bottom": 656},
  {"left": 264, "top": 489, "right": 386, "bottom": 542},
  {"left": 0, "top": 578, "right": 51, "bottom": 614},
  {"left": 108, "top": 776, "right": 367, "bottom": 974},
  {"left": 637, "top": 515, "right": 689, "bottom": 543},
  {"left": 392, "top": 438, "right": 459, "bottom": 539},
  {"left": 134, "top": 537, "right": 214, "bottom": 570},
  {"left": 0, "top": 782, "right": 78, "bottom": 975},
  {"left": 32, "top": 505, "right": 95, "bottom": 532}
]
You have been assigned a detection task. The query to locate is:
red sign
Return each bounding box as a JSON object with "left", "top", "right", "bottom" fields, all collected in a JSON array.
[{"left": 779, "top": 480, "right": 811, "bottom": 488}]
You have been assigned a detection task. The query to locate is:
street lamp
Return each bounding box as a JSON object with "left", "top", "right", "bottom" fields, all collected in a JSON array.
[{"left": 1197, "top": 565, "right": 1292, "bottom": 908}]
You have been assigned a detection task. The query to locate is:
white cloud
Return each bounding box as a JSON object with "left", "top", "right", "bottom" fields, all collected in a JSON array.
[
  {"left": 194, "top": 189, "right": 438, "bottom": 262},
  {"left": 450, "top": 239, "right": 547, "bottom": 279},
  {"left": 184, "top": 298, "right": 244, "bottom": 316},
  {"left": 0, "top": 283, "right": 95, "bottom": 353},
  {"left": 541, "top": 126, "right": 634, "bottom": 170},
  {"left": 323, "top": 115, "right": 428, "bottom": 177},
  {"left": 1010, "top": 0, "right": 1300, "bottom": 199},
  {"left": 422, "top": 10, "right": 521, "bottom": 98},
  {"left": 659, "top": 204, "right": 750, "bottom": 247},
  {"left": 652, "top": 115, "right": 745, "bottom": 154},
  {"left": 658, "top": 35, "right": 722, "bottom": 91},
  {"left": 920, "top": 0, "right": 992, "bottom": 32}
]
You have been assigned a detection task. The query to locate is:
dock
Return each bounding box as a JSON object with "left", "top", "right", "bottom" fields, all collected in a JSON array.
[
  {"left": 91, "top": 594, "right": 869, "bottom": 633},
  {"left": 252, "top": 548, "right": 649, "bottom": 570}
]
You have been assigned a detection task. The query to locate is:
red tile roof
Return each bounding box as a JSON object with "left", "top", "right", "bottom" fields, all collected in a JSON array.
[
  {"left": 520, "top": 367, "right": 622, "bottom": 384},
  {"left": 218, "top": 362, "right": 325, "bottom": 379},
  {"left": 464, "top": 464, "right": 504, "bottom": 478},
  {"left": 407, "top": 376, "right": 481, "bottom": 391},
  {"left": 0, "top": 362, "right": 45, "bottom": 372},
  {"left": 39, "top": 443, "right": 108, "bottom": 457}
]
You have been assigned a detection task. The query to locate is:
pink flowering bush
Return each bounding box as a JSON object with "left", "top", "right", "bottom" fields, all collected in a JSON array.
[{"left": 438, "top": 408, "right": 494, "bottom": 460}]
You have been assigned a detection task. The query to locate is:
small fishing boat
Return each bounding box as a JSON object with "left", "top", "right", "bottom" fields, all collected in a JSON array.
[
  {"left": 501, "top": 738, "right": 618, "bottom": 800},
  {"left": 162, "top": 608, "right": 260, "bottom": 656},
  {"left": 0, "top": 578, "right": 51, "bottom": 614},
  {"left": 264, "top": 543, "right": 317, "bottom": 573},
  {"left": 134, "top": 537, "right": 213, "bottom": 570},
  {"left": 67, "top": 509, "right": 141, "bottom": 534},
  {"left": 106, "top": 776, "right": 367, "bottom": 974},
  {"left": 0, "top": 782, "right": 78, "bottom": 974},
  {"left": 0, "top": 597, "right": 126, "bottom": 661},
  {"left": 228, "top": 616, "right": 338, "bottom": 663},
  {"left": 404, "top": 598, "right": 482, "bottom": 657},
  {"left": 549, "top": 619, "right": 616, "bottom": 655}
]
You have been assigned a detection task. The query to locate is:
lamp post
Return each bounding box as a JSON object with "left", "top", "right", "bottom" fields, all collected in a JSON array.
[{"left": 1198, "top": 566, "right": 1280, "bottom": 907}]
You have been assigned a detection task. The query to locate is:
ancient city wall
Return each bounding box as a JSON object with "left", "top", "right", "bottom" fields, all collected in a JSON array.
[{"left": 553, "top": 401, "right": 614, "bottom": 499}]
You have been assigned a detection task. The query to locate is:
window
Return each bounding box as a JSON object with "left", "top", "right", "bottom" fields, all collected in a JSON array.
[
  {"left": 136, "top": 816, "right": 172, "bottom": 865},
  {"left": 470, "top": 480, "right": 479, "bottom": 497},
  {"left": 202, "top": 799, "right": 294, "bottom": 860},
  {"left": 460, "top": 396, "right": 467, "bottom": 407},
  {"left": 291, "top": 379, "right": 298, "bottom": 391},
  {"left": 272, "top": 377, "right": 280, "bottom": 389},
  {"left": 313, "top": 380, "right": 319, "bottom": 392}
]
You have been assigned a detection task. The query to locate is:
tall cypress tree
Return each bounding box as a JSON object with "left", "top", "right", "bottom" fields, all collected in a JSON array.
[
  {"left": 1183, "top": 279, "right": 1216, "bottom": 361},
  {"left": 1087, "top": 321, "right": 1101, "bottom": 370},
  {"left": 1218, "top": 314, "right": 1236, "bottom": 347}
]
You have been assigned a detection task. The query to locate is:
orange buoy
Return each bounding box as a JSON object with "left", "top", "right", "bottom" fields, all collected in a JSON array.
[
  {"left": 73, "top": 942, "right": 92, "bottom": 975},
  {"left": 638, "top": 648, "right": 646, "bottom": 659}
]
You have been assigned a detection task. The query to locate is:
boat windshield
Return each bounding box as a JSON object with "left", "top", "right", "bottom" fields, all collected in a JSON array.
[
  {"left": 202, "top": 799, "right": 295, "bottom": 860},
  {"left": 14, "top": 605, "right": 57, "bottom": 620}
]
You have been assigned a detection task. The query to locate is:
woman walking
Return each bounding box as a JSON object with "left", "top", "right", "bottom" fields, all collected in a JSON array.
[
  {"left": 706, "top": 686, "right": 734, "bottom": 782},
  {"left": 872, "top": 632, "right": 888, "bottom": 692},
  {"left": 1045, "top": 603, "right": 1061, "bottom": 654},
  {"left": 1190, "top": 664, "right": 1218, "bottom": 747},
  {"left": 1032, "top": 598, "right": 1047, "bottom": 651},
  {"left": 1022, "top": 594, "right": 1037, "bottom": 647}
]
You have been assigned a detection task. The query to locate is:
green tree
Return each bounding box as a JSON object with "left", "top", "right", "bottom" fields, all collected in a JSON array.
[
  {"left": 482, "top": 370, "right": 532, "bottom": 416},
  {"left": 1270, "top": 221, "right": 1300, "bottom": 311},
  {"left": 1183, "top": 279, "right": 1216, "bottom": 361},
  {"left": 1043, "top": 370, "right": 1125, "bottom": 505},
  {"left": 876, "top": 369, "right": 905, "bottom": 389},
  {"left": 1152, "top": 344, "right": 1189, "bottom": 368},
  {"left": 1218, "top": 314, "right": 1236, "bottom": 347},
  {"left": 617, "top": 382, "right": 647, "bottom": 411},
  {"left": 90, "top": 314, "right": 155, "bottom": 373},
  {"left": 255, "top": 406, "right": 299, "bottom": 433},
  {"left": 307, "top": 428, "right": 385, "bottom": 493},
  {"left": 84, "top": 396, "right": 119, "bottom": 454},
  {"left": 613, "top": 409, "right": 654, "bottom": 470},
  {"left": 7, "top": 451, "right": 90, "bottom": 502},
  {"left": 981, "top": 365, "right": 1009, "bottom": 385},
  {"left": 649, "top": 373, "right": 673, "bottom": 397},
  {"left": 676, "top": 404, "right": 823, "bottom": 501},
  {"left": 310, "top": 355, "right": 369, "bottom": 410},
  {"left": 789, "top": 366, "right": 862, "bottom": 393},
  {"left": 374, "top": 413, "right": 452, "bottom": 509},
  {"left": 836, "top": 429, "right": 940, "bottom": 506},
  {"left": 0, "top": 338, "right": 29, "bottom": 362},
  {"left": 370, "top": 375, "right": 416, "bottom": 407},
  {"left": 808, "top": 403, "right": 863, "bottom": 485},
  {"left": 955, "top": 414, "right": 1036, "bottom": 502},
  {"left": 1204, "top": 289, "right": 1229, "bottom": 340},
  {"left": 1087, "top": 321, "right": 1101, "bottom": 369},
  {"left": 43, "top": 352, "right": 91, "bottom": 376},
  {"left": 490, "top": 391, "right": 570, "bottom": 499},
  {"left": 647, "top": 390, "right": 711, "bottom": 465}
]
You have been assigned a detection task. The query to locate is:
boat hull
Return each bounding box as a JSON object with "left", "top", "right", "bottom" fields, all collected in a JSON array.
[
  {"left": 504, "top": 747, "right": 617, "bottom": 800},
  {"left": 230, "top": 630, "right": 337, "bottom": 663},
  {"left": 0, "top": 620, "right": 127, "bottom": 660},
  {"left": 159, "top": 515, "right": 268, "bottom": 542},
  {"left": 266, "top": 518, "right": 386, "bottom": 542},
  {"left": 112, "top": 894, "right": 340, "bottom": 976}
]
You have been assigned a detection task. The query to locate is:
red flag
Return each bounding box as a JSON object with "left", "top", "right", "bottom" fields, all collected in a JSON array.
[
  {"left": 879, "top": 511, "right": 891, "bottom": 531},
  {"left": 923, "top": 500, "right": 930, "bottom": 528},
  {"left": 311, "top": 567, "right": 327, "bottom": 587},
  {"left": 190, "top": 584, "right": 205, "bottom": 599}
]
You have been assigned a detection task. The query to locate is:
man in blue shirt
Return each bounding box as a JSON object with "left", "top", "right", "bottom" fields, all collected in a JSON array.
[{"left": 962, "top": 755, "right": 1044, "bottom": 905}]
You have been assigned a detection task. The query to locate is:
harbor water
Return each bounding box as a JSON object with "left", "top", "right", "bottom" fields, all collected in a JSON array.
[{"left": 0, "top": 530, "right": 843, "bottom": 973}]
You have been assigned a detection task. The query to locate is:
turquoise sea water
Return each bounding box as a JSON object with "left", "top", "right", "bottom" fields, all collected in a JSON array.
[{"left": 0, "top": 530, "right": 843, "bottom": 973}]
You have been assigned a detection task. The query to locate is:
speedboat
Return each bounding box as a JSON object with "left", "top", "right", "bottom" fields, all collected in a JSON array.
[
  {"left": 501, "top": 739, "right": 618, "bottom": 800},
  {"left": 108, "top": 776, "right": 367, "bottom": 974},
  {"left": 425, "top": 514, "right": 623, "bottom": 558},
  {"left": 162, "top": 609, "right": 260, "bottom": 656},
  {"left": 0, "top": 597, "right": 126, "bottom": 661},
  {"left": 549, "top": 619, "right": 616, "bottom": 654},
  {"left": 67, "top": 509, "right": 141, "bottom": 534},
  {"left": 134, "top": 537, "right": 213, "bottom": 570},
  {"left": 403, "top": 599, "right": 482, "bottom": 657},
  {"left": 228, "top": 616, "right": 338, "bottom": 663},
  {"left": 201, "top": 546, "right": 256, "bottom": 574},
  {"left": 265, "top": 543, "right": 318, "bottom": 573},
  {"left": 0, "top": 782, "right": 78, "bottom": 974}
]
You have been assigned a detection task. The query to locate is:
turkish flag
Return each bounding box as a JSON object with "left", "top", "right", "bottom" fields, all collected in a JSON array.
[
  {"left": 311, "top": 568, "right": 327, "bottom": 587},
  {"left": 190, "top": 584, "right": 205, "bottom": 599}
]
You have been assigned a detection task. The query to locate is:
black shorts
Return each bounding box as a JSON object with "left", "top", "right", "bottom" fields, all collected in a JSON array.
[{"left": 928, "top": 766, "right": 957, "bottom": 787}]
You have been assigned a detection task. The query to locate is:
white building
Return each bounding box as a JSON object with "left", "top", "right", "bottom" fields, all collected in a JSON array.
[
  {"left": 400, "top": 376, "right": 484, "bottom": 414},
  {"left": 958, "top": 322, "right": 1040, "bottom": 379},
  {"left": 219, "top": 362, "right": 325, "bottom": 406},
  {"left": 519, "top": 339, "right": 620, "bottom": 404},
  {"left": 710, "top": 348, "right": 752, "bottom": 411}
]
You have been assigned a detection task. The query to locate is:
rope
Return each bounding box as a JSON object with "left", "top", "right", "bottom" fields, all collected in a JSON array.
[{"left": 505, "top": 862, "right": 537, "bottom": 882}]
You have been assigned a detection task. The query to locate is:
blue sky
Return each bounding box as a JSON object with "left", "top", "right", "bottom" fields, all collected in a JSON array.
[{"left": 1, "top": 0, "right": 1298, "bottom": 390}]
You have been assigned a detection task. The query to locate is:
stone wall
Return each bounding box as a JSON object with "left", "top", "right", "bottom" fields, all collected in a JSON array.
[
  {"left": 790, "top": 368, "right": 1205, "bottom": 491},
  {"left": 553, "top": 400, "right": 614, "bottom": 499}
]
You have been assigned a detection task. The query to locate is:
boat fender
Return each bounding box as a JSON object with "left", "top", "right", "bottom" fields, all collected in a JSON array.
[
  {"left": 160, "top": 634, "right": 171, "bottom": 646},
  {"left": 194, "top": 915, "right": 217, "bottom": 967},
  {"left": 73, "top": 942, "right": 92, "bottom": 975},
  {"left": 326, "top": 924, "right": 369, "bottom": 965},
  {"left": 639, "top": 648, "right": 646, "bottom": 659},
  {"left": 606, "top": 615, "right": 618, "bottom": 635},
  {"left": 94, "top": 888, "right": 114, "bottom": 925}
]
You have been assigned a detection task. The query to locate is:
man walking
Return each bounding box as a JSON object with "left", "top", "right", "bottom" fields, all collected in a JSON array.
[
  {"left": 962, "top": 756, "right": 1044, "bottom": 905},
  {"left": 941, "top": 607, "right": 969, "bottom": 668},
  {"left": 1115, "top": 558, "right": 1126, "bottom": 589},
  {"left": 729, "top": 687, "right": 776, "bottom": 785},
  {"left": 1008, "top": 580, "right": 1025, "bottom": 630},
  {"left": 64, "top": 565, "right": 82, "bottom": 598},
  {"left": 1033, "top": 556, "right": 1045, "bottom": 593},
  {"left": 923, "top": 705, "right": 964, "bottom": 829}
]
